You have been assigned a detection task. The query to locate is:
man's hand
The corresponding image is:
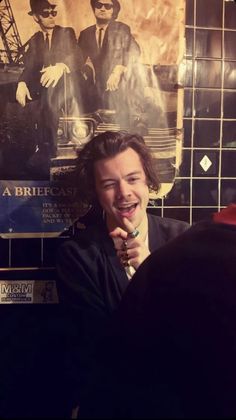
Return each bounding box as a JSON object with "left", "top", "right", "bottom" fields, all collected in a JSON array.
[
  {"left": 110, "top": 217, "right": 150, "bottom": 271},
  {"left": 16, "top": 81, "right": 32, "bottom": 107},
  {"left": 106, "top": 64, "right": 126, "bottom": 91},
  {"left": 40, "top": 63, "right": 69, "bottom": 88}
]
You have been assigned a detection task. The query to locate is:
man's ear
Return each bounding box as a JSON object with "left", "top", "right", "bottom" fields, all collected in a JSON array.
[{"left": 32, "top": 14, "right": 40, "bottom": 24}]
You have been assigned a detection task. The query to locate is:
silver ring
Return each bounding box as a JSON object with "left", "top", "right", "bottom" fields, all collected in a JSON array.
[{"left": 128, "top": 229, "right": 139, "bottom": 238}]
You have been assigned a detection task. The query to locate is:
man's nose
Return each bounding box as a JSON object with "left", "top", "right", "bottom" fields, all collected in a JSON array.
[{"left": 116, "top": 181, "right": 131, "bottom": 198}]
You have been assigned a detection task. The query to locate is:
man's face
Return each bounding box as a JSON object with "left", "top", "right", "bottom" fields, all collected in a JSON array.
[
  {"left": 94, "top": 147, "right": 149, "bottom": 230},
  {"left": 34, "top": 8, "right": 57, "bottom": 30},
  {"left": 93, "top": 0, "right": 114, "bottom": 24}
]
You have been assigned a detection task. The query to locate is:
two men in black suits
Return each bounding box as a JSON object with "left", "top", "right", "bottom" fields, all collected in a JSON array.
[
  {"left": 78, "top": 0, "right": 141, "bottom": 127},
  {"left": 15, "top": 0, "right": 142, "bottom": 171},
  {"left": 16, "top": 0, "right": 83, "bottom": 165}
]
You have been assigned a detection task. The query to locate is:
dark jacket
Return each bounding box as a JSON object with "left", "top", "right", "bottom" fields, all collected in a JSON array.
[
  {"left": 57, "top": 213, "right": 189, "bottom": 318},
  {"left": 56, "top": 213, "right": 189, "bottom": 411},
  {"left": 19, "top": 25, "right": 82, "bottom": 95},
  {"left": 78, "top": 20, "right": 140, "bottom": 91}
]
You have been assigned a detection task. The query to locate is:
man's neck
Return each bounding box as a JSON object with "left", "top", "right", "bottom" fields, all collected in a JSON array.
[
  {"left": 136, "top": 214, "right": 148, "bottom": 242},
  {"left": 96, "top": 18, "right": 111, "bottom": 27},
  {"left": 41, "top": 27, "right": 54, "bottom": 34},
  {"left": 96, "top": 23, "right": 108, "bottom": 29}
]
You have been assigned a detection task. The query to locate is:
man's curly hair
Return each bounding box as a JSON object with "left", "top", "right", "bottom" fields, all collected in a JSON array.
[{"left": 74, "top": 131, "right": 160, "bottom": 209}]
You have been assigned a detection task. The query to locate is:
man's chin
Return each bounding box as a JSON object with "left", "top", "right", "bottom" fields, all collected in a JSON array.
[{"left": 97, "top": 17, "right": 111, "bottom": 24}]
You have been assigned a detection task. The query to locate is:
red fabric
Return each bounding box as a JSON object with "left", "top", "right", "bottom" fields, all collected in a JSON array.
[{"left": 213, "top": 204, "right": 236, "bottom": 226}]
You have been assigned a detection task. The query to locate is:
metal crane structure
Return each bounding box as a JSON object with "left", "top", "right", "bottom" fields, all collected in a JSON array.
[{"left": 0, "top": 0, "right": 22, "bottom": 65}]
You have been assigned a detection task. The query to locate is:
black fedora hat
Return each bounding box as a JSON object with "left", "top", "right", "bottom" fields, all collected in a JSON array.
[{"left": 28, "top": 0, "right": 56, "bottom": 16}]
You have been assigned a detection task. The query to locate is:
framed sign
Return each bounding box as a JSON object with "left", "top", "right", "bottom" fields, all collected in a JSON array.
[{"left": 0, "top": 0, "right": 185, "bottom": 236}]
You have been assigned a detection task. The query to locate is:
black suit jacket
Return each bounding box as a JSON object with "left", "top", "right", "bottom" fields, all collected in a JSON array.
[
  {"left": 19, "top": 25, "right": 82, "bottom": 95},
  {"left": 56, "top": 213, "right": 189, "bottom": 410},
  {"left": 78, "top": 20, "right": 140, "bottom": 91},
  {"left": 57, "top": 213, "right": 189, "bottom": 318}
]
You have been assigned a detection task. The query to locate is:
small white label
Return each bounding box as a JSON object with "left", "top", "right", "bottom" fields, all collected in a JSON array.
[{"left": 0, "top": 280, "right": 58, "bottom": 304}]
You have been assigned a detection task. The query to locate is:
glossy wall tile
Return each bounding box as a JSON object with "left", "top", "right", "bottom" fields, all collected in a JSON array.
[
  {"left": 196, "top": 0, "right": 223, "bottom": 28},
  {"left": 195, "top": 29, "right": 222, "bottom": 58},
  {"left": 194, "top": 120, "right": 220, "bottom": 148},
  {"left": 181, "top": 0, "right": 236, "bottom": 225}
]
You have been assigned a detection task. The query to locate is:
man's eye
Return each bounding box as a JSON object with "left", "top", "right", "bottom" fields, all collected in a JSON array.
[
  {"left": 103, "top": 183, "right": 115, "bottom": 189},
  {"left": 128, "top": 177, "right": 140, "bottom": 183}
]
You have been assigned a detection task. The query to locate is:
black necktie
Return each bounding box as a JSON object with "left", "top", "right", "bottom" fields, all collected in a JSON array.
[
  {"left": 44, "top": 33, "right": 50, "bottom": 65},
  {"left": 45, "top": 33, "right": 50, "bottom": 51},
  {"left": 98, "top": 28, "right": 103, "bottom": 49}
]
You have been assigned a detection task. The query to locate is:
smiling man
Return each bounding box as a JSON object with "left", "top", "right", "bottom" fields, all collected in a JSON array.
[
  {"left": 94, "top": 143, "right": 151, "bottom": 271},
  {"left": 57, "top": 130, "right": 189, "bottom": 316},
  {"left": 56, "top": 130, "right": 189, "bottom": 413}
]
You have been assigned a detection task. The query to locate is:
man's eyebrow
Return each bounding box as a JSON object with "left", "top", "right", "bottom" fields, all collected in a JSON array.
[
  {"left": 99, "top": 171, "right": 142, "bottom": 184},
  {"left": 126, "top": 171, "right": 142, "bottom": 176}
]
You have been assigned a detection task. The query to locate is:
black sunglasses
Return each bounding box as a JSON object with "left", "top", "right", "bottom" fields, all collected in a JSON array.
[
  {"left": 95, "top": 2, "right": 113, "bottom": 10},
  {"left": 40, "top": 10, "right": 57, "bottom": 18}
]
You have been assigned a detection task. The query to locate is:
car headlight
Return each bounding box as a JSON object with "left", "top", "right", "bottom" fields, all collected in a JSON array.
[{"left": 57, "top": 117, "right": 97, "bottom": 148}]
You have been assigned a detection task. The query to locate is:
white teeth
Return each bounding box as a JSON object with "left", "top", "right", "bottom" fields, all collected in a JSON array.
[{"left": 118, "top": 204, "right": 136, "bottom": 211}]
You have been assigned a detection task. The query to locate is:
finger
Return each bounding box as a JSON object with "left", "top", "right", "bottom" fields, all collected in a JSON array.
[
  {"left": 45, "top": 79, "right": 53, "bottom": 88},
  {"left": 40, "top": 74, "right": 46, "bottom": 85},
  {"left": 52, "top": 79, "right": 58, "bottom": 88},
  {"left": 111, "top": 81, "right": 116, "bottom": 90},
  {"left": 112, "top": 82, "right": 118, "bottom": 91},
  {"left": 42, "top": 77, "right": 52, "bottom": 88},
  {"left": 121, "top": 217, "right": 135, "bottom": 234},
  {"left": 120, "top": 255, "right": 130, "bottom": 267},
  {"left": 21, "top": 96, "right": 26, "bottom": 106},
  {"left": 109, "top": 227, "right": 128, "bottom": 240},
  {"left": 41, "top": 79, "right": 47, "bottom": 87},
  {"left": 41, "top": 77, "right": 49, "bottom": 87},
  {"left": 117, "top": 249, "right": 129, "bottom": 258},
  {"left": 40, "top": 71, "right": 51, "bottom": 84},
  {"left": 112, "top": 237, "right": 125, "bottom": 251}
]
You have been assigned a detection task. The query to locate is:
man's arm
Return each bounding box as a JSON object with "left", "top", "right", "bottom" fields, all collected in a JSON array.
[
  {"left": 106, "top": 23, "right": 141, "bottom": 91},
  {"left": 18, "top": 33, "right": 42, "bottom": 85},
  {"left": 16, "top": 35, "right": 38, "bottom": 106},
  {"left": 56, "top": 237, "right": 109, "bottom": 413},
  {"left": 57, "top": 239, "right": 107, "bottom": 317},
  {"left": 77, "top": 29, "right": 90, "bottom": 65}
]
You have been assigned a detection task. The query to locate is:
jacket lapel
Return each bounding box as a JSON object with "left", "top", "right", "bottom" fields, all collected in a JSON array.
[
  {"left": 148, "top": 214, "right": 162, "bottom": 252},
  {"left": 101, "top": 227, "right": 130, "bottom": 294}
]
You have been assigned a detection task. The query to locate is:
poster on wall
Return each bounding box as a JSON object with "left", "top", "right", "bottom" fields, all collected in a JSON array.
[{"left": 0, "top": 0, "right": 185, "bottom": 237}]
